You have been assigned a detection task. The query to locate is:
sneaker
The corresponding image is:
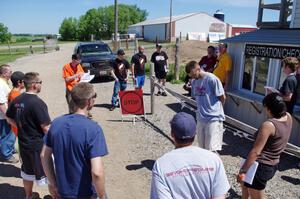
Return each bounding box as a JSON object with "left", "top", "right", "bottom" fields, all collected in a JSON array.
[
  {"left": 5, "top": 155, "right": 19, "bottom": 164},
  {"left": 110, "top": 106, "right": 116, "bottom": 111},
  {"left": 26, "top": 192, "right": 40, "bottom": 199},
  {"left": 162, "top": 91, "right": 167, "bottom": 96},
  {"left": 156, "top": 91, "right": 162, "bottom": 96}
]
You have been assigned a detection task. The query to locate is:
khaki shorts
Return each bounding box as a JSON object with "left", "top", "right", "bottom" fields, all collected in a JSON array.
[{"left": 196, "top": 120, "right": 225, "bottom": 151}]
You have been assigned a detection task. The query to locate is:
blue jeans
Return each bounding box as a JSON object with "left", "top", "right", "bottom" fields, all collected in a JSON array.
[
  {"left": 0, "top": 120, "right": 16, "bottom": 159},
  {"left": 135, "top": 75, "right": 145, "bottom": 89},
  {"left": 111, "top": 81, "right": 127, "bottom": 106}
]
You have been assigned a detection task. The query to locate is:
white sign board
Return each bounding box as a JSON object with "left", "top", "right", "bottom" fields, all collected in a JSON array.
[{"left": 187, "top": 32, "right": 206, "bottom": 41}]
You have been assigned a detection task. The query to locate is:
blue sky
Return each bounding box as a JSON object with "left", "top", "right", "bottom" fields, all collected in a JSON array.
[{"left": 0, "top": 0, "right": 263, "bottom": 34}]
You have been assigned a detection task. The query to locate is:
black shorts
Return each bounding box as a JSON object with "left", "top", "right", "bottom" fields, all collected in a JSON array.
[
  {"left": 19, "top": 147, "right": 47, "bottom": 184},
  {"left": 244, "top": 163, "right": 277, "bottom": 190},
  {"left": 155, "top": 71, "right": 167, "bottom": 79}
]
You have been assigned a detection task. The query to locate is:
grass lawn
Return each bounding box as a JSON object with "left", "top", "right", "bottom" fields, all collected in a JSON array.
[{"left": 0, "top": 46, "right": 45, "bottom": 65}]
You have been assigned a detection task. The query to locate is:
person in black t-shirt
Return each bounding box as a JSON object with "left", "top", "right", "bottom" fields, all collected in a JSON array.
[
  {"left": 151, "top": 44, "right": 169, "bottom": 96},
  {"left": 6, "top": 72, "right": 53, "bottom": 199},
  {"left": 131, "top": 46, "right": 147, "bottom": 90},
  {"left": 279, "top": 57, "right": 298, "bottom": 114},
  {"left": 110, "top": 49, "right": 130, "bottom": 111}
]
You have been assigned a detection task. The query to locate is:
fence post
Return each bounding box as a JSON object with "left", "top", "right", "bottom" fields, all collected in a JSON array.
[
  {"left": 179, "top": 32, "right": 182, "bottom": 43},
  {"left": 134, "top": 38, "right": 139, "bottom": 54},
  {"left": 125, "top": 36, "right": 129, "bottom": 50},
  {"left": 174, "top": 38, "right": 180, "bottom": 81},
  {"left": 150, "top": 63, "right": 155, "bottom": 114}
]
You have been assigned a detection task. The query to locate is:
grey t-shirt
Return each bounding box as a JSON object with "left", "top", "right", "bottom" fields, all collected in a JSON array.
[
  {"left": 150, "top": 146, "right": 230, "bottom": 199},
  {"left": 192, "top": 73, "right": 225, "bottom": 123}
]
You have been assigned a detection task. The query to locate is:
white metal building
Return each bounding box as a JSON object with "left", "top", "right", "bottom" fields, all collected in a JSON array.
[{"left": 128, "top": 12, "right": 229, "bottom": 42}]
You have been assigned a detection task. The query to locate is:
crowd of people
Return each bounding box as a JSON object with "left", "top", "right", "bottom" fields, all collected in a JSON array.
[{"left": 0, "top": 41, "right": 299, "bottom": 199}]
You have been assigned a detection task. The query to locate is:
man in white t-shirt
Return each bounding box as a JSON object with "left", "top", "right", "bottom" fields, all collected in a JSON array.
[
  {"left": 150, "top": 112, "right": 230, "bottom": 199},
  {"left": 0, "top": 64, "right": 18, "bottom": 163}
]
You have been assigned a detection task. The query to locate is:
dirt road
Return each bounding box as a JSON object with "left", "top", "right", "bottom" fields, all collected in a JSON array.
[
  {"left": 0, "top": 43, "right": 154, "bottom": 199},
  {"left": 0, "top": 42, "right": 299, "bottom": 199}
]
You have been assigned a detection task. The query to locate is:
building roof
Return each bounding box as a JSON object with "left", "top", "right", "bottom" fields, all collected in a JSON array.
[
  {"left": 222, "top": 28, "right": 300, "bottom": 45},
  {"left": 129, "top": 12, "right": 221, "bottom": 27},
  {"left": 231, "top": 24, "right": 257, "bottom": 28}
]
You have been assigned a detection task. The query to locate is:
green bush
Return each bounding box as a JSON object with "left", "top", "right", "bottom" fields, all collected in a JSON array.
[
  {"left": 16, "top": 37, "right": 31, "bottom": 43},
  {"left": 144, "top": 63, "right": 186, "bottom": 84},
  {"left": 166, "top": 63, "right": 186, "bottom": 83}
]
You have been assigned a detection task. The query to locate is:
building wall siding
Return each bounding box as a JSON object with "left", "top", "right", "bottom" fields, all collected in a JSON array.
[
  {"left": 225, "top": 42, "right": 300, "bottom": 146},
  {"left": 291, "top": 0, "right": 300, "bottom": 28},
  {"left": 143, "top": 24, "right": 167, "bottom": 41},
  {"left": 175, "top": 13, "right": 226, "bottom": 39}
]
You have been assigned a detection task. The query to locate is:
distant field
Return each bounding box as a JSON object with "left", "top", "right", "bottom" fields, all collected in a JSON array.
[{"left": 0, "top": 46, "right": 45, "bottom": 65}]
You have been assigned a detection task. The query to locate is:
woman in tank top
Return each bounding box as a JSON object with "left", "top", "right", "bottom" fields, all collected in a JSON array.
[{"left": 237, "top": 93, "right": 292, "bottom": 199}]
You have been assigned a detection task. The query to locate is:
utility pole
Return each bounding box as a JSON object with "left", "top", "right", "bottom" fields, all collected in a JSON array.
[
  {"left": 169, "top": 0, "right": 173, "bottom": 42},
  {"left": 114, "top": 0, "right": 118, "bottom": 51}
]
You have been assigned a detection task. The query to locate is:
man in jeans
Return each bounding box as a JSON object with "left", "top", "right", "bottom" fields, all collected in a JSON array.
[
  {"left": 41, "top": 82, "right": 108, "bottom": 199},
  {"left": 110, "top": 49, "right": 130, "bottom": 111},
  {"left": 0, "top": 64, "right": 18, "bottom": 163},
  {"left": 186, "top": 61, "right": 226, "bottom": 151},
  {"left": 62, "top": 54, "right": 84, "bottom": 113}
]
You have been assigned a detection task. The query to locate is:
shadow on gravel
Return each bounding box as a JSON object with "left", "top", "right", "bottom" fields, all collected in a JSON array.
[
  {"left": 144, "top": 119, "right": 174, "bottom": 145},
  {"left": 221, "top": 131, "right": 299, "bottom": 171},
  {"left": 126, "top": 159, "right": 155, "bottom": 171},
  {"left": 227, "top": 188, "right": 241, "bottom": 199},
  {"left": 94, "top": 103, "right": 112, "bottom": 110},
  {"left": 165, "top": 103, "right": 196, "bottom": 117},
  {"left": 0, "top": 183, "right": 24, "bottom": 199},
  {"left": 0, "top": 163, "right": 21, "bottom": 178},
  {"left": 219, "top": 131, "right": 252, "bottom": 159},
  {"left": 90, "top": 76, "right": 113, "bottom": 84},
  {"left": 143, "top": 92, "right": 151, "bottom": 96},
  {"left": 281, "top": 175, "right": 300, "bottom": 185}
]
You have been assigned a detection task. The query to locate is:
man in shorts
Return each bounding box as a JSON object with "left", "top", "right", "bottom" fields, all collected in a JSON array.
[
  {"left": 151, "top": 44, "right": 168, "bottom": 96},
  {"left": 185, "top": 61, "right": 226, "bottom": 152},
  {"left": 151, "top": 112, "right": 230, "bottom": 199},
  {"left": 6, "top": 72, "right": 52, "bottom": 199},
  {"left": 131, "top": 46, "right": 147, "bottom": 90},
  {"left": 42, "top": 82, "right": 108, "bottom": 199}
]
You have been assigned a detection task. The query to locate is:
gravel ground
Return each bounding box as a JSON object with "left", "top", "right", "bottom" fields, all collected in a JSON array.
[
  {"left": 128, "top": 79, "right": 300, "bottom": 199},
  {"left": 0, "top": 42, "right": 299, "bottom": 199}
]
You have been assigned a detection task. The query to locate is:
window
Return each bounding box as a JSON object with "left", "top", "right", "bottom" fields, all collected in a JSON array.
[{"left": 242, "top": 56, "right": 270, "bottom": 95}]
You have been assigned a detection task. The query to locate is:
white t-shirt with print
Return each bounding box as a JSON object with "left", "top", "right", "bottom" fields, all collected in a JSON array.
[
  {"left": 150, "top": 146, "right": 230, "bottom": 199},
  {"left": 0, "top": 78, "right": 11, "bottom": 120}
]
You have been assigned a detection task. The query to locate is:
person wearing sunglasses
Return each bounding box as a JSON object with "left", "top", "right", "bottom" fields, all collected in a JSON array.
[
  {"left": 63, "top": 54, "right": 84, "bottom": 113},
  {"left": 41, "top": 82, "right": 108, "bottom": 199}
]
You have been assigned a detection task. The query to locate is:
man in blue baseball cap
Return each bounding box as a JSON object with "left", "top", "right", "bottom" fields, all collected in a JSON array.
[{"left": 150, "top": 112, "right": 230, "bottom": 199}]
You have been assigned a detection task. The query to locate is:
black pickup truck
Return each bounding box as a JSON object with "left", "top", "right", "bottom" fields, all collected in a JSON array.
[{"left": 74, "top": 41, "right": 116, "bottom": 78}]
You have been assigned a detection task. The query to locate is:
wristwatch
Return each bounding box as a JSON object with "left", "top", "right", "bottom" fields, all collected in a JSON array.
[{"left": 239, "top": 168, "right": 247, "bottom": 174}]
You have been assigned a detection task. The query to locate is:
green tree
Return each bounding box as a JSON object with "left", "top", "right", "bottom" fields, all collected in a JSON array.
[
  {"left": 0, "top": 23, "right": 12, "bottom": 54},
  {"left": 76, "top": 4, "right": 148, "bottom": 41},
  {"left": 59, "top": 17, "right": 79, "bottom": 41}
]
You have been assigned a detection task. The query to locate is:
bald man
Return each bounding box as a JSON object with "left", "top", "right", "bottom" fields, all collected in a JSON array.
[{"left": 131, "top": 46, "right": 147, "bottom": 90}]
